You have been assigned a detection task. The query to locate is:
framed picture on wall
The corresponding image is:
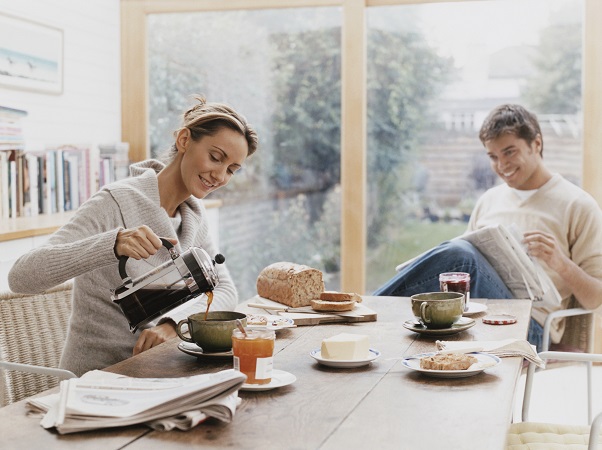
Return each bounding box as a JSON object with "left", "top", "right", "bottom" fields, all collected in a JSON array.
[{"left": 0, "top": 12, "right": 63, "bottom": 94}]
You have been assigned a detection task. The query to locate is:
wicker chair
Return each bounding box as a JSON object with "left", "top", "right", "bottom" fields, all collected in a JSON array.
[
  {"left": 507, "top": 351, "right": 602, "bottom": 449},
  {"left": 0, "top": 282, "right": 77, "bottom": 407}
]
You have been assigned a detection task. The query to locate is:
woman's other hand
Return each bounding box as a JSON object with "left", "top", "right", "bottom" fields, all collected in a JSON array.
[
  {"left": 133, "top": 321, "right": 177, "bottom": 355},
  {"left": 114, "top": 225, "right": 178, "bottom": 259}
]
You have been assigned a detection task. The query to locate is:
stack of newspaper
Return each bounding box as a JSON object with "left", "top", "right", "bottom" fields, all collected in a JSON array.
[{"left": 27, "top": 369, "right": 246, "bottom": 434}]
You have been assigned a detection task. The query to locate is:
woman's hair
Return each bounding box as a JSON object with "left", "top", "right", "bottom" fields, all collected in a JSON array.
[
  {"left": 165, "top": 95, "right": 258, "bottom": 161},
  {"left": 478, "top": 104, "right": 544, "bottom": 156}
]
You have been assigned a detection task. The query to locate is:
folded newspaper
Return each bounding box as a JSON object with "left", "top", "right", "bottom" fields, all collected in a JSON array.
[
  {"left": 435, "top": 339, "right": 545, "bottom": 368},
  {"left": 26, "top": 369, "right": 246, "bottom": 434},
  {"left": 458, "top": 224, "right": 561, "bottom": 308}
]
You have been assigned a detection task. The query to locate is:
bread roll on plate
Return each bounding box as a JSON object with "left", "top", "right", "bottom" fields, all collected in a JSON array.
[
  {"left": 319, "top": 291, "right": 362, "bottom": 303},
  {"left": 310, "top": 298, "right": 356, "bottom": 312},
  {"left": 419, "top": 353, "right": 477, "bottom": 370}
]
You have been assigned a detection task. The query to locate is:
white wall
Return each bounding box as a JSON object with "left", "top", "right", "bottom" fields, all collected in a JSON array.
[
  {"left": 0, "top": 0, "right": 121, "bottom": 148},
  {"left": 0, "top": 0, "right": 121, "bottom": 291}
]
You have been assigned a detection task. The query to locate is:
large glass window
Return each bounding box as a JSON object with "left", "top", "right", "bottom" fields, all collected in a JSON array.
[
  {"left": 148, "top": 8, "right": 342, "bottom": 300},
  {"left": 366, "top": 0, "right": 583, "bottom": 292}
]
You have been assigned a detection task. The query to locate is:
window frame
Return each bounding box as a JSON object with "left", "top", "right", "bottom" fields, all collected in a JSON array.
[{"left": 120, "top": 0, "right": 602, "bottom": 294}]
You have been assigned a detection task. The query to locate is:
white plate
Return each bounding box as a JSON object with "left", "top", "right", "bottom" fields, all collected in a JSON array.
[
  {"left": 245, "top": 314, "right": 295, "bottom": 331},
  {"left": 240, "top": 369, "right": 296, "bottom": 391},
  {"left": 463, "top": 302, "right": 488, "bottom": 316},
  {"left": 401, "top": 352, "right": 501, "bottom": 378},
  {"left": 310, "top": 348, "right": 381, "bottom": 368}
]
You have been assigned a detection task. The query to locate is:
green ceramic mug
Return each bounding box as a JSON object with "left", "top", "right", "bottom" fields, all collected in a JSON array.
[
  {"left": 410, "top": 292, "right": 464, "bottom": 329},
  {"left": 176, "top": 311, "right": 247, "bottom": 352}
]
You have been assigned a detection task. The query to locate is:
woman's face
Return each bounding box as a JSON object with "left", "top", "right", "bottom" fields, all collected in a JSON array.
[{"left": 178, "top": 127, "right": 248, "bottom": 199}]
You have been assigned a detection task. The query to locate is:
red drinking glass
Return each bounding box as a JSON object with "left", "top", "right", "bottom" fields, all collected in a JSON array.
[{"left": 439, "top": 272, "right": 470, "bottom": 312}]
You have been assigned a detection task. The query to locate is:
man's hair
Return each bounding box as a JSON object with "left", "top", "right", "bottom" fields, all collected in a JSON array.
[{"left": 478, "top": 104, "right": 543, "bottom": 156}]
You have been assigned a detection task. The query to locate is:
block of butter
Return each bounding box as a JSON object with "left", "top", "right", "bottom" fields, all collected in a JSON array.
[{"left": 320, "top": 333, "right": 369, "bottom": 361}]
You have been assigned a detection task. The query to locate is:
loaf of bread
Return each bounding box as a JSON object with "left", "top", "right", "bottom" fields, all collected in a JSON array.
[
  {"left": 256, "top": 262, "right": 325, "bottom": 308},
  {"left": 310, "top": 299, "right": 355, "bottom": 312},
  {"left": 319, "top": 291, "right": 362, "bottom": 303},
  {"left": 419, "top": 353, "right": 478, "bottom": 370}
]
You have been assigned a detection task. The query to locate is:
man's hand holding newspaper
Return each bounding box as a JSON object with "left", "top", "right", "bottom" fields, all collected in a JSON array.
[{"left": 458, "top": 223, "right": 562, "bottom": 307}]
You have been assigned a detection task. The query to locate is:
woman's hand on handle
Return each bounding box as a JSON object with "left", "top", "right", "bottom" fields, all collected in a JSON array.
[{"left": 114, "top": 225, "right": 178, "bottom": 259}]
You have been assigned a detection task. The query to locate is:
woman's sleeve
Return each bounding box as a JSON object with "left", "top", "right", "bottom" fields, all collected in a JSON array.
[{"left": 8, "top": 191, "right": 122, "bottom": 293}]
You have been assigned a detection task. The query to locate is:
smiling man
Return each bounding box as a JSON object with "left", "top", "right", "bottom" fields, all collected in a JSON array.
[{"left": 374, "top": 104, "right": 602, "bottom": 350}]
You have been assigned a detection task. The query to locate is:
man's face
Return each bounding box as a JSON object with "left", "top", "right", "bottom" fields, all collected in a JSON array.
[{"left": 485, "top": 133, "right": 546, "bottom": 190}]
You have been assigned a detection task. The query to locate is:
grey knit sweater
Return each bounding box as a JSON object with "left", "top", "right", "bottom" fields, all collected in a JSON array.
[{"left": 8, "top": 160, "right": 238, "bottom": 376}]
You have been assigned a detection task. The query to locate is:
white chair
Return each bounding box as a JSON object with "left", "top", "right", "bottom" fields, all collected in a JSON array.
[
  {"left": 542, "top": 304, "right": 596, "bottom": 423},
  {"left": 0, "top": 282, "right": 77, "bottom": 406},
  {"left": 507, "top": 351, "right": 602, "bottom": 449}
]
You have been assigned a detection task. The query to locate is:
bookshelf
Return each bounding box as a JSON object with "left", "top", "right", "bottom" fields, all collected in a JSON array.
[
  {"left": 0, "top": 210, "right": 77, "bottom": 242},
  {"left": 0, "top": 199, "right": 222, "bottom": 242},
  {"left": 0, "top": 105, "right": 223, "bottom": 291},
  {"left": 0, "top": 105, "right": 133, "bottom": 236},
  {"left": 0, "top": 199, "right": 222, "bottom": 292}
]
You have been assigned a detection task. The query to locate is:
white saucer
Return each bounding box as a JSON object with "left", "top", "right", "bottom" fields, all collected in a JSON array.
[
  {"left": 402, "top": 317, "right": 476, "bottom": 336},
  {"left": 177, "top": 342, "right": 233, "bottom": 359},
  {"left": 463, "top": 302, "right": 488, "bottom": 316},
  {"left": 240, "top": 369, "right": 296, "bottom": 391},
  {"left": 401, "top": 352, "right": 500, "bottom": 378},
  {"left": 245, "top": 314, "right": 295, "bottom": 331},
  {"left": 310, "top": 348, "right": 380, "bottom": 368}
]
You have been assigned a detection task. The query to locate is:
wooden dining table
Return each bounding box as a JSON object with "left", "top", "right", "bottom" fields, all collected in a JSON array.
[{"left": 0, "top": 296, "right": 531, "bottom": 450}]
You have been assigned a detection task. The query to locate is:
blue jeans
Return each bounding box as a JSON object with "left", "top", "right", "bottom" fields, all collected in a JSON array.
[
  {"left": 373, "top": 240, "right": 544, "bottom": 349},
  {"left": 528, "top": 318, "right": 544, "bottom": 353}
]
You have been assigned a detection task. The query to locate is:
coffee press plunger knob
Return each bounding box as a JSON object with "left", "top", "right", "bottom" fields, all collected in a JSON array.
[{"left": 214, "top": 254, "right": 225, "bottom": 265}]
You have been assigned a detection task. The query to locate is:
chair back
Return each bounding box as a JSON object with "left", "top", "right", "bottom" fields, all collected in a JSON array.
[
  {"left": 0, "top": 282, "right": 73, "bottom": 406},
  {"left": 560, "top": 297, "right": 595, "bottom": 353},
  {"left": 562, "top": 313, "right": 595, "bottom": 352}
]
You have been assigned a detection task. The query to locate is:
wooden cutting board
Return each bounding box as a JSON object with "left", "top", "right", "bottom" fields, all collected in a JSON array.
[{"left": 237, "top": 295, "right": 378, "bottom": 326}]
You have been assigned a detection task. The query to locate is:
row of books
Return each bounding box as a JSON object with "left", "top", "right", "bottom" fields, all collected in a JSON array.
[{"left": 0, "top": 143, "right": 130, "bottom": 219}]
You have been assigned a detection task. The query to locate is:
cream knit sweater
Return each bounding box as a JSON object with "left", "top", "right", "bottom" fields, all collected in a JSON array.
[
  {"left": 8, "top": 160, "right": 237, "bottom": 376},
  {"left": 468, "top": 173, "right": 602, "bottom": 343}
]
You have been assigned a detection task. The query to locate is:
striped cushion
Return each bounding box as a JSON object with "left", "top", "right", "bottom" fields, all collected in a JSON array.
[{"left": 507, "top": 422, "right": 601, "bottom": 449}]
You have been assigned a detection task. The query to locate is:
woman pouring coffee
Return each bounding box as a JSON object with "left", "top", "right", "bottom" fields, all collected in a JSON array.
[{"left": 8, "top": 96, "right": 258, "bottom": 376}]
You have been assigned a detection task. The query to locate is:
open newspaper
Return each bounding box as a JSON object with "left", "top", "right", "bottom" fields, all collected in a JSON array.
[
  {"left": 26, "top": 368, "right": 246, "bottom": 434},
  {"left": 395, "top": 223, "right": 561, "bottom": 308},
  {"left": 457, "top": 224, "right": 561, "bottom": 307}
]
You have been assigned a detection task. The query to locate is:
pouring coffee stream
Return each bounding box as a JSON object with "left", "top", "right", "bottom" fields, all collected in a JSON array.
[
  {"left": 203, "top": 253, "right": 224, "bottom": 320},
  {"left": 111, "top": 238, "right": 225, "bottom": 332}
]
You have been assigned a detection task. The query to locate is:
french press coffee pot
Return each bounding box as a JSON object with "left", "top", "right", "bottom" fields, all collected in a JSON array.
[{"left": 111, "top": 238, "right": 225, "bottom": 332}]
